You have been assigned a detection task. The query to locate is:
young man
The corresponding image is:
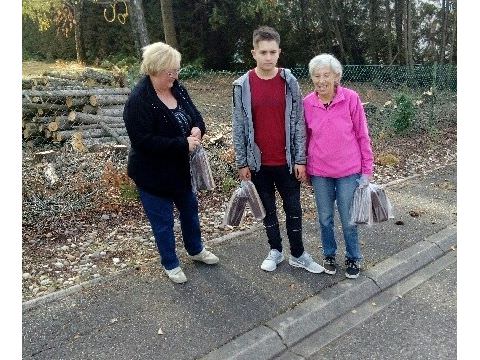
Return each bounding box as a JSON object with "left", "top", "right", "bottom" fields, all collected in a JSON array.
[{"left": 232, "top": 26, "right": 324, "bottom": 274}]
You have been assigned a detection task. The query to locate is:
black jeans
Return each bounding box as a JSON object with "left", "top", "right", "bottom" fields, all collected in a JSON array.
[{"left": 251, "top": 165, "right": 304, "bottom": 258}]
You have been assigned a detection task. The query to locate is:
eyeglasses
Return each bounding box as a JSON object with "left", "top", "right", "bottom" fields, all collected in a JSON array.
[{"left": 164, "top": 69, "right": 181, "bottom": 77}]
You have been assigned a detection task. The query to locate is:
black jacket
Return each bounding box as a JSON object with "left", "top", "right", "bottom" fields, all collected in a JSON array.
[{"left": 123, "top": 75, "right": 206, "bottom": 197}]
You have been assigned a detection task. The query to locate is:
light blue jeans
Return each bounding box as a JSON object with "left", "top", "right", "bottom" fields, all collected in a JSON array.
[{"left": 311, "top": 174, "right": 362, "bottom": 262}]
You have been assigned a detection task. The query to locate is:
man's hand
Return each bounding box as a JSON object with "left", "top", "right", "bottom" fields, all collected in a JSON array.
[
  {"left": 294, "top": 164, "right": 307, "bottom": 183},
  {"left": 238, "top": 167, "right": 251, "bottom": 181},
  {"left": 191, "top": 127, "right": 202, "bottom": 141}
]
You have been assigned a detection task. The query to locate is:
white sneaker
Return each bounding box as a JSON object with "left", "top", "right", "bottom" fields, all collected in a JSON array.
[
  {"left": 190, "top": 249, "right": 219, "bottom": 264},
  {"left": 165, "top": 267, "right": 187, "bottom": 283},
  {"left": 261, "top": 249, "right": 285, "bottom": 272},
  {"left": 289, "top": 252, "right": 325, "bottom": 273}
]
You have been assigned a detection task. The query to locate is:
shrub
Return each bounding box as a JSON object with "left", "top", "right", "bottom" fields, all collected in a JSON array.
[
  {"left": 120, "top": 183, "right": 139, "bottom": 202},
  {"left": 391, "top": 93, "right": 416, "bottom": 133},
  {"left": 221, "top": 176, "right": 238, "bottom": 194}
]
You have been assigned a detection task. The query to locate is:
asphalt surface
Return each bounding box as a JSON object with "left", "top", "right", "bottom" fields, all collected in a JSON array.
[
  {"left": 22, "top": 164, "right": 457, "bottom": 360},
  {"left": 306, "top": 258, "right": 457, "bottom": 360}
]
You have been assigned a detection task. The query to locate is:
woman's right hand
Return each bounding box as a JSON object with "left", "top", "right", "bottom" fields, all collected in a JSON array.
[{"left": 187, "top": 136, "right": 200, "bottom": 152}]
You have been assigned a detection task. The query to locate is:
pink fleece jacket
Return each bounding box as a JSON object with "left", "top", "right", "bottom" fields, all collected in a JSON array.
[{"left": 303, "top": 86, "right": 374, "bottom": 178}]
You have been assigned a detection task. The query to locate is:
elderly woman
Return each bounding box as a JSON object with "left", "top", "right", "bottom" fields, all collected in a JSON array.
[
  {"left": 304, "top": 53, "right": 374, "bottom": 279},
  {"left": 123, "top": 42, "right": 219, "bottom": 284}
]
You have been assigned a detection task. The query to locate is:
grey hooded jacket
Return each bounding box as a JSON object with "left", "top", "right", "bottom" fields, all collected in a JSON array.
[{"left": 231, "top": 68, "right": 306, "bottom": 174}]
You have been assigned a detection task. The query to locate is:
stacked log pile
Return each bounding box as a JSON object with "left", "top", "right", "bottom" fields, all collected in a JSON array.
[{"left": 22, "top": 70, "right": 131, "bottom": 150}]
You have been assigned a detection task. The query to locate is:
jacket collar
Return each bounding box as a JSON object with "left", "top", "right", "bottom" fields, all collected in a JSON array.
[
  {"left": 233, "top": 68, "right": 295, "bottom": 87},
  {"left": 143, "top": 75, "right": 181, "bottom": 106},
  {"left": 308, "top": 85, "right": 346, "bottom": 108}
]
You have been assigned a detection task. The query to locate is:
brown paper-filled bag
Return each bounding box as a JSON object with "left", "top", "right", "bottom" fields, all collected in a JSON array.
[
  {"left": 222, "top": 187, "right": 248, "bottom": 226},
  {"left": 190, "top": 145, "right": 215, "bottom": 193},
  {"left": 370, "top": 184, "right": 393, "bottom": 223},
  {"left": 241, "top": 180, "right": 265, "bottom": 221},
  {"left": 350, "top": 185, "right": 373, "bottom": 225},
  {"left": 350, "top": 183, "right": 394, "bottom": 226}
]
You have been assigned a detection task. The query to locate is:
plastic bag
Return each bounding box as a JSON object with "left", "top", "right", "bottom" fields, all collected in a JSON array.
[
  {"left": 190, "top": 145, "right": 215, "bottom": 193},
  {"left": 222, "top": 187, "right": 248, "bottom": 226},
  {"left": 241, "top": 180, "right": 266, "bottom": 221},
  {"left": 350, "top": 185, "right": 373, "bottom": 225},
  {"left": 350, "top": 183, "right": 394, "bottom": 225},
  {"left": 370, "top": 184, "right": 394, "bottom": 223}
]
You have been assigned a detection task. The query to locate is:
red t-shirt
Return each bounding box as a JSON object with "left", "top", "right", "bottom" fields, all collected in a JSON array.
[{"left": 249, "top": 69, "right": 287, "bottom": 166}]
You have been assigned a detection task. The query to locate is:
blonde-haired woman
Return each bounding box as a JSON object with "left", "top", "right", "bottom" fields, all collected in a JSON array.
[{"left": 123, "top": 42, "right": 219, "bottom": 284}]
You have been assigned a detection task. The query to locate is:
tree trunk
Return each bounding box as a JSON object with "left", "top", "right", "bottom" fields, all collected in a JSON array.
[
  {"left": 439, "top": 0, "right": 448, "bottom": 64},
  {"left": 160, "top": 0, "right": 178, "bottom": 49},
  {"left": 129, "top": 0, "right": 150, "bottom": 49},
  {"left": 406, "top": 0, "right": 414, "bottom": 66},
  {"left": 72, "top": 0, "right": 86, "bottom": 63},
  {"left": 394, "top": 0, "right": 404, "bottom": 64},
  {"left": 369, "top": 0, "right": 380, "bottom": 63},
  {"left": 385, "top": 0, "right": 393, "bottom": 64},
  {"left": 68, "top": 112, "right": 125, "bottom": 124},
  {"left": 96, "top": 106, "right": 125, "bottom": 117},
  {"left": 404, "top": 0, "right": 413, "bottom": 66},
  {"left": 329, "top": 0, "right": 348, "bottom": 64},
  {"left": 449, "top": 0, "right": 456, "bottom": 64},
  {"left": 97, "top": 122, "right": 130, "bottom": 146},
  {"left": 89, "top": 94, "right": 129, "bottom": 107},
  {"left": 126, "top": 1, "right": 141, "bottom": 56},
  {"left": 55, "top": 127, "right": 128, "bottom": 142},
  {"left": 23, "top": 88, "right": 131, "bottom": 98},
  {"left": 66, "top": 96, "right": 90, "bottom": 108}
]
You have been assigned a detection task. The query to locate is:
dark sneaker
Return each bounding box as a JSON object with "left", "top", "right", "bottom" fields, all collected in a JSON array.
[
  {"left": 322, "top": 257, "right": 337, "bottom": 275},
  {"left": 345, "top": 259, "right": 360, "bottom": 279}
]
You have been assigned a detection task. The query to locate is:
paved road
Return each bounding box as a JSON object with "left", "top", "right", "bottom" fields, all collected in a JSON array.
[
  {"left": 307, "top": 258, "right": 457, "bottom": 359},
  {"left": 22, "top": 165, "right": 457, "bottom": 360}
]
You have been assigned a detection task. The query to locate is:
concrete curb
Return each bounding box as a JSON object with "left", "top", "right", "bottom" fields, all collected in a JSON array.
[
  {"left": 364, "top": 225, "right": 456, "bottom": 290},
  {"left": 200, "top": 224, "right": 457, "bottom": 360},
  {"left": 201, "top": 326, "right": 286, "bottom": 360},
  {"left": 266, "top": 277, "right": 379, "bottom": 347},
  {"left": 21, "top": 224, "right": 265, "bottom": 312},
  {"left": 22, "top": 267, "right": 133, "bottom": 312},
  {"left": 287, "top": 250, "right": 457, "bottom": 359}
]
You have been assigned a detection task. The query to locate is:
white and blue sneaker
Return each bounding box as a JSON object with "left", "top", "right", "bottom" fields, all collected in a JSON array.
[
  {"left": 261, "top": 249, "right": 285, "bottom": 272},
  {"left": 289, "top": 252, "right": 325, "bottom": 273}
]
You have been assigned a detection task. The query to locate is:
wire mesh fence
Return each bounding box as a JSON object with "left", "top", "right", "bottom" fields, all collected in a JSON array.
[{"left": 180, "top": 64, "right": 457, "bottom": 90}]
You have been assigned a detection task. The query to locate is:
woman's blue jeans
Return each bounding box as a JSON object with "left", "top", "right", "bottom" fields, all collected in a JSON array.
[
  {"left": 138, "top": 188, "right": 204, "bottom": 270},
  {"left": 310, "top": 174, "right": 362, "bottom": 262}
]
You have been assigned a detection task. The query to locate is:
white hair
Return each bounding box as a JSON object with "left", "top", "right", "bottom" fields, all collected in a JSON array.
[{"left": 308, "top": 53, "right": 343, "bottom": 81}]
